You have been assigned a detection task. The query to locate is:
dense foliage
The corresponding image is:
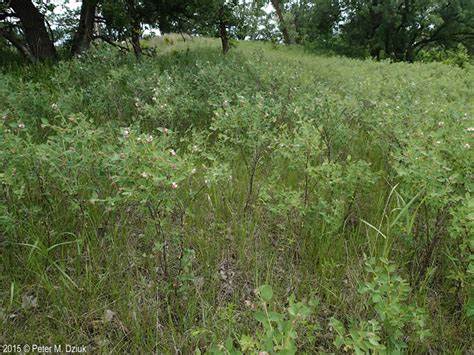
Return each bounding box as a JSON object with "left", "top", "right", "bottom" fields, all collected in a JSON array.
[
  {"left": 1, "top": 0, "right": 473, "bottom": 63},
  {"left": 0, "top": 38, "right": 472, "bottom": 353}
]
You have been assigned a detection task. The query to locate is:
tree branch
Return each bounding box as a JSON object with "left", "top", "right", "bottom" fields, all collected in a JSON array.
[
  {"left": 0, "top": 27, "right": 35, "bottom": 62},
  {"left": 92, "top": 35, "right": 130, "bottom": 51}
]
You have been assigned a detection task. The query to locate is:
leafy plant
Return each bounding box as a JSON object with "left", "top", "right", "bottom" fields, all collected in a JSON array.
[
  {"left": 209, "top": 285, "right": 317, "bottom": 354},
  {"left": 330, "top": 258, "right": 430, "bottom": 353}
]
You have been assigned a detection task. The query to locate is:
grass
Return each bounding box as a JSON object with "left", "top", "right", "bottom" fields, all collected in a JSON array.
[{"left": 0, "top": 37, "right": 473, "bottom": 353}]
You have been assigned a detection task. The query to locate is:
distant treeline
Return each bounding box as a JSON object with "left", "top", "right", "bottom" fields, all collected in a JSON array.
[{"left": 1, "top": 0, "right": 473, "bottom": 64}]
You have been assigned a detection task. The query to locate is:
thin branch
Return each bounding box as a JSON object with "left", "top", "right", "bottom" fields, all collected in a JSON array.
[{"left": 92, "top": 35, "right": 130, "bottom": 51}]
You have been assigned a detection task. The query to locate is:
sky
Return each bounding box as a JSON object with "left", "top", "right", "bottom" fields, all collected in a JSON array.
[{"left": 51, "top": 0, "right": 81, "bottom": 14}]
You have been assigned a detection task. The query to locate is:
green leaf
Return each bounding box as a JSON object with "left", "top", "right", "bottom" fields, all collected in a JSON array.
[
  {"left": 372, "top": 293, "right": 382, "bottom": 303},
  {"left": 267, "top": 311, "right": 283, "bottom": 322},
  {"left": 334, "top": 335, "right": 345, "bottom": 348},
  {"left": 224, "top": 336, "right": 234, "bottom": 351},
  {"left": 258, "top": 284, "right": 273, "bottom": 302},
  {"left": 254, "top": 311, "right": 267, "bottom": 323},
  {"left": 239, "top": 335, "right": 255, "bottom": 351}
]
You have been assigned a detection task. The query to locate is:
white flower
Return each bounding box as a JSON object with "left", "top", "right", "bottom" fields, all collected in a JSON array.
[
  {"left": 463, "top": 143, "right": 470, "bottom": 149},
  {"left": 152, "top": 96, "right": 157, "bottom": 102},
  {"left": 466, "top": 127, "right": 474, "bottom": 132},
  {"left": 18, "top": 123, "right": 25, "bottom": 129},
  {"left": 137, "top": 137, "right": 142, "bottom": 142},
  {"left": 140, "top": 172, "right": 149, "bottom": 178},
  {"left": 191, "top": 168, "right": 196, "bottom": 174},
  {"left": 435, "top": 141, "right": 441, "bottom": 145},
  {"left": 103, "top": 309, "right": 115, "bottom": 323},
  {"left": 161, "top": 127, "right": 169, "bottom": 134},
  {"left": 169, "top": 149, "right": 176, "bottom": 156},
  {"left": 51, "top": 103, "right": 58, "bottom": 110},
  {"left": 146, "top": 135, "right": 153, "bottom": 143},
  {"left": 171, "top": 182, "right": 178, "bottom": 189},
  {"left": 123, "top": 129, "right": 130, "bottom": 137},
  {"left": 438, "top": 121, "right": 444, "bottom": 126},
  {"left": 204, "top": 179, "right": 209, "bottom": 185}
]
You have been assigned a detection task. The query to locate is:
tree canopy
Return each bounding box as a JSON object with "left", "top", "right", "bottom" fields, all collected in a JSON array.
[{"left": 0, "top": 0, "right": 473, "bottom": 62}]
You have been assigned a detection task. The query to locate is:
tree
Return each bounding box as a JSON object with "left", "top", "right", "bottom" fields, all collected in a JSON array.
[
  {"left": 97, "top": 0, "right": 144, "bottom": 56},
  {"left": 71, "top": 0, "right": 98, "bottom": 55},
  {"left": 126, "top": 0, "right": 142, "bottom": 57},
  {"left": 180, "top": 0, "right": 241, "bottom": 55},
  {"left": 98, "top": 0, "right": 197, "bottom": 57},
  {"left": 270, "top": 0, "right": 291, "bottom": 44},
  {"left": 1, "top": 0, "right": 56, "bottom": 62},
  {"left": 340, "top": 0, "right": 474, "bottom": 61},
  {"left": 289, "top": 0, "right": 341, "bottom": 45},
  {"left": 232, "top": 1, "right": 267, "bottom": 40}
]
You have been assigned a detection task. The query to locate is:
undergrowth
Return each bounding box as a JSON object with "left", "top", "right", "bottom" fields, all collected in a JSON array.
[{"left": 0, "top": 39, "right": 473, "bottom": 353}]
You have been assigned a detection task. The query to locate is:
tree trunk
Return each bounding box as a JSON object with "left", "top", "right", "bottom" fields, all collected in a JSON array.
[
  {"left": 219, "top": 18, "right": 230, "bottom": 55},
  {"left": 370, "top": 46, "right": 381, "bottom": 60},
  {"left": 130, "top": 30, "right": 142, "bottom": 57},
  {"left": 9, "top": 0, "right": 56, "bottom": 62},
  {"left": 271, "top": 0, "right": 291, "bottom": 45},
  {"left": 126, "top": 0, "right": 142, "bottom": 58},
  {"left": 71, "top": 0, "right": 97, "bottom": 55}
]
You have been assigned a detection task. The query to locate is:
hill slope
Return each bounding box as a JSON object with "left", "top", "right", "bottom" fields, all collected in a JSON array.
[{"left": 1, "top": 39, "right": 473, "bottom": 352}]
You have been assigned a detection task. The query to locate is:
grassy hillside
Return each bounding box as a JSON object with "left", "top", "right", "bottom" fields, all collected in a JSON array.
[{"left": 1, "top": 37, "right": 473, "bottom": 353}]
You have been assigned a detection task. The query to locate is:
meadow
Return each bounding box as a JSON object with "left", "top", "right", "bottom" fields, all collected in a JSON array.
[{"left": 0, "top": 38, "right": 473, "bottom": 353}]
